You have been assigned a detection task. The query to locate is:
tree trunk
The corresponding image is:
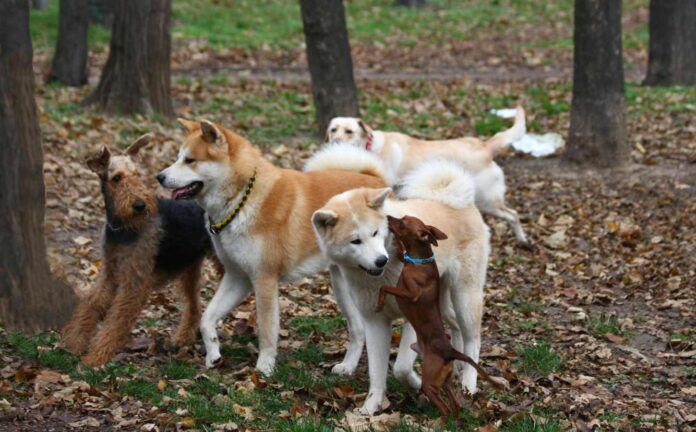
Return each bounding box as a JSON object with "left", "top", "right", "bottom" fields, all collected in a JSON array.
[
  {"left": 147, "top": 0, "right": 173, "bottom": 116},
  {"left": 48, "top": 0, "right": 89, "bottom": 86},
  {"left": 32, "top": 0, "right": 48, "bottom": 10},
  {"left": 299, "top": 0, "right": 360, "bottom": 135},
  {"left": 85, "top": 0, "right": 172, "bottom": 116},
  {"left": 395, "top": 0, "right": 425, "bottom": 6},
  {"left": 0, "top": 0, "right": 76, "bottom": 332},
  {"left": 566, "top": 0, "right": 627, "bottom": 167},
  {"left": 644, "top": 0, "right": 696, "bottom": 86}
]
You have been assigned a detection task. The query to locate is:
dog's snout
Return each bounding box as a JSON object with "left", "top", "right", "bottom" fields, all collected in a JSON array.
[
  {"left": 156, "top": 173, "right": 166, "bottom": 185},
  {"left": 375, "top": 255, "right": 388, "bottom": 268},
  {"left": 133, "top": 200, "right": 146, "bottom": 213}
]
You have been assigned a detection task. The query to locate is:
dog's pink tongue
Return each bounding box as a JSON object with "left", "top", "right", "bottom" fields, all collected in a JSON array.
[{"left": 171, "top": 188, "right": 186, "bottom": 200}]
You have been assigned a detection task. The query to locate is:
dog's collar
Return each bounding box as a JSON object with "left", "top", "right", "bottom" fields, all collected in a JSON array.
[
  {"left": 208, "top": 169, "right": 257, "bottom": 235},
  {"left": 403, "top": 252, "right": 435, "bottom": 265},
  {"left": 365, "top": 133, "right": 374, "bottom": 151}
]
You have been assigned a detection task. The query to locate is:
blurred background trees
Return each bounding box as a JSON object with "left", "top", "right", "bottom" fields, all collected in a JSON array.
[{"left": 48, "top": 0, "right": 89, "bottom": 86}]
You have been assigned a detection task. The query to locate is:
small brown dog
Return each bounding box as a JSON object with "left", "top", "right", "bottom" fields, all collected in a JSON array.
[
  {"left": 62, "top": 134, "right": 217, "bottom": 366},
  {"left": 376, "top": 215, "right": 504, "bottom": 420}
]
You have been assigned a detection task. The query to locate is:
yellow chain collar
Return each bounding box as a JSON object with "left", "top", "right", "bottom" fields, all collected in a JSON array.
[{"left": 209, "top": 169, "right": 257, "bottom": 235}]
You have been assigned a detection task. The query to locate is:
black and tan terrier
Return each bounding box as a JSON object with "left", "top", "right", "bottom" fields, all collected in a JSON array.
[{"left": 62, "top": 134, "right": 217, "bottom": 366}]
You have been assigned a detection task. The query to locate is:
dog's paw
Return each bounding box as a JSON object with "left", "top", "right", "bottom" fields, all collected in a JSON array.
[
  {"left": 359, "top": 393, "right": 385, "bottom": 415},
  {"left": 331, "top": 362, "right": 357, "bottom": 376},
  {"left": 255, "top": 354, "right": 276, "bottom": 376},
  {"left": 82, "top": 352, "right": 109, "bottom": 368},
  {"left": 205, "top": 353, "right": 223, "bottom": 369}
]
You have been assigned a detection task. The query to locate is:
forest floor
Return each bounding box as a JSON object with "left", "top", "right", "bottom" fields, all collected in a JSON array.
[{"left": 1, "top": 1, "right": 695, "bottom": 431}]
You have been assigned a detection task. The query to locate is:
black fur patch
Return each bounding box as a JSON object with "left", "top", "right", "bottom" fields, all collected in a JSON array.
[{"left": 154, "top": 199, "right": 212, "bottom": 273}]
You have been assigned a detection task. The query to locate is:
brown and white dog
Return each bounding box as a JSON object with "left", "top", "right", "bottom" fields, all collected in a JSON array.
[
  {"left": 312, "top": 159, "right": 490, "bottom": 414},
  {"left": 326, "top": 108, "right": 529, "bottom": 246},
  {"left": 157, "top": 121, "right": 386, "bottom": 374}
]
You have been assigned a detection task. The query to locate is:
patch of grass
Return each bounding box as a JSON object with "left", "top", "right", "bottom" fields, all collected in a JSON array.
[
  {"left": 293, "top": 344, "right": 325, "bottom": 365},
  {"left": 500, "top": 415, "right": 562, "bottom": 432},
  {"left": 119, "top": 378, "right": 162, "bottom": 402},
  {"left": 527, "top": 86, "right": 569, "bottom": 116},
  {"left": 271, "top": 358, "right": 317, "bottom": 389},
  {"left": 516, "top": 340, "right": 562, "bottom": 375},
  {"left": 160, "top": 360, "right": 197, "bottom": 380},
  {"left": 589, "top": 314, "right": 623, "bottom": 336},
  {"left": 287, "top": 315, "right": 346, "bottom": 338},
  {"left": 509, "top": 300, "right": 543, "bottom": 316},
  {"left": 183, "top": 393, "right": 239, "bottom": 425},
  {"left": 474, "top": 113, "right": 511, "bottom": 136},
  {"left": 38, "top": 349, "right": 79, "bottom": 373}
]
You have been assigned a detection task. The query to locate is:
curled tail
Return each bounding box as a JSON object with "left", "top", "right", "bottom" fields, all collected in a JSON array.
[
  {"left": 304, "top": 143, "right": 387, "bottom": 181},
  {"left": 448, "top": 348, "right": 508, "bottom": 389},
  {"left": 397, "top": 159, "right": 475, "bottom": 209},
  {"left": 485, "top": 105, "right": 526, "bottom": 157}
]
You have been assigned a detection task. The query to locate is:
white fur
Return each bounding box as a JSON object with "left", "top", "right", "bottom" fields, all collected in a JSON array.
[
  {"left": 398, "top": 160, "right": 475, "bottom": 209},
  {"left": 304, "top": 143, "right": 391, "bottom": 183}
]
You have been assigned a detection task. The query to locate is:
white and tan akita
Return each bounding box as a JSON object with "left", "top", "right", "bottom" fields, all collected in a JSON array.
[
  {"left": 157, "top": 120, "right": 386, "bottom": 374},
  {"left": 312, "top": 159, "right": 491, "bottom": 414},
  {"left": 326, "top": 108, "right": 529, "bottom": 246}
]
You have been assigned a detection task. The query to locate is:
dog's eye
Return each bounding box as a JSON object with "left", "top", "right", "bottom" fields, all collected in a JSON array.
[
  {"left": 350, "top": 238, "right": 362, "bottom": 245},
  {"left": 373, "top": 230, "right": 378, "bottom": 237},
  {"left": 345, "top": 130, "right": 353, "bottom": 135},
  {"left": 184, "top": 158, "right": 195, "bottom": 164},
  {"left": 111, "top": 174, "right": 122, "bottom": 183},
  {"left": 330, "top": 128, "right": 337, "bottom": 133}
]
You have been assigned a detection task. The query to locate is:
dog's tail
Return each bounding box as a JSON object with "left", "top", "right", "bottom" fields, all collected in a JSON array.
[
  {"left": 484, "top": 106, "right": 526, "bottom": 157},
  {"left": 398, "top": 159, "right": 475, "bottom": 209},
  {"left": 303, "top": 143, "right": 388, "bottom": 182},
  {"left": 447, "top": 348, "right": 509, "bottom": 390}
]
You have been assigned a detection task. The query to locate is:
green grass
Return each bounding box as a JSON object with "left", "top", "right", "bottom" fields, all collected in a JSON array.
[
  {"left": 160, "top": 360, "right": 197, "bottom": 380},
  {"left": 516, "top": 341, "right": 562, "bottom": 375},
  {"left": 589, "top": 314, "right": 623, "bottom": 336},
  {"left": 500, "top": 415, "right": 562, "bottom": 432},
  {"left": 287, "top": 315, "right": 346, "bottom": 338}
]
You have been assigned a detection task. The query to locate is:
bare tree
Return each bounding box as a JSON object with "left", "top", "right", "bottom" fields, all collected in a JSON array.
[
  {"left": 85, "top": 0, "right": 173, "bottom": 116},
  {"left": 48, "top": 0, "right": 89, "bottom": 86},
  {"left": 0, "top": 0, "right": 76, "bottom": 331},
  {"left": 566, "top": 0, "right": 627, "bottom": 167},
  {"left": 299, "top": 0, "right": 360, "bottom": 135},
  {"left": 644, "top": 0, "right": 696, "bottom": 86}
]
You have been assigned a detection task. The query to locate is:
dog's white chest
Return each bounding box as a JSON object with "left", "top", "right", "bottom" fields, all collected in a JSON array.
[
  {"left": 282, "top": 254, "right": 329, "bottom": 283},
  {"left": 212, "top": 231, "right": 262, "bottom": 276}
]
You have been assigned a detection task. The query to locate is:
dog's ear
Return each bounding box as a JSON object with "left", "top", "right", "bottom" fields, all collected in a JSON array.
[
  {"left": 125, "top": 133, "right": 154, "bottom": 157},
  {"left": 358, "top": 119, "right": 373, "bottom": 136},
  {"left": 86, "top": 146, "right": 111, "bottom": 176},
  {"left": 200, "top": 120, "right": 219, "bottom": 144},
  {"left": 312, "top": 210, "right": 338, "bottom": 233},
  {"left": 367, "top": 187, "right": 391, "bottom": 210},
  {"left": 422, "top": 225, "right": 448, "bottom": 246},
  {"left": 177, "top": 118, "right": 198, "bottom": 132}
]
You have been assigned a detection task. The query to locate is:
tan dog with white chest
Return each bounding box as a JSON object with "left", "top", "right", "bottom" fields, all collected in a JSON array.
[
  {"left": 327, "top": 108, "right": 530, "bottom": 246},
  {"left": 157, "top": 121, "right": 386, "bottom": 374}
]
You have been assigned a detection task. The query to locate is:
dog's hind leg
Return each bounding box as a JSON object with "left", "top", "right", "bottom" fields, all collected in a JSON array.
[
  {"left": 393, "top": 322, "right": 421, "bottom": 390},
  {"left": 201, "top": 270, "right": 252, "bottom": 369},
  {"left": 329, "top": 265, "right": 364, "bottom": 376},
  {"left": 486, "top": 202, "right": 529, "bottom": 247},
  {"left": 173, "top": 260, "right": 203, "bottom": 346},
  {"left": 82, "top": 281, "right": 152, "bottom": 367},
  {"left": 253, "top": 273, "right": 280, "bottom": 376},
  {"left": 62, "top": 273, "right": 116, "bottom": 355}
]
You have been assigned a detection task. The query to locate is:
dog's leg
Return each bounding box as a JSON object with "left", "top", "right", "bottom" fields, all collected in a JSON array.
[
  {"left": 450, "top": 281, "right": 483, "bottom": 395},
  {"left": 253, "top": 273, "right": 280, "bottom": 376},
  {"left": 487, "top": 203, "right": 529, "bottom": 247},
  {"left": 200, "top": 271, "right": 252, "bottom": 369},
  {"left": 329, "top": 265, "right": 364, "bottom": 376},
  {"left": 376, "top": 284, "right": 417, "bottom": 311},
  {"left": 173, "top": 260, "right": 203, "bottom": 346},
  {"left": 359, "top": 315, "right": 392, "bottom": 415},
  {"left": 393, "top": 322, "right": 421, "bottom": 390},
  {"left": 82, "top": 282, "right": 152, "bottom": 367},
  {"left": 62, "top": 273, "right": 116, "bottom": 355}
]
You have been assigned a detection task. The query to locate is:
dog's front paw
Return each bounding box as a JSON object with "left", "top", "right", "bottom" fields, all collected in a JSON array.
[
  {"left": 359, "top": 392, "right": 385, "bottom": 415},
  {"left": 255, "top": 353, "right": 276, "bottom": 376},
  {"left": 205, "top": 352, "right": 223, "bottom": 369},
  {"left": 331, "top": 362, "right": 357, "bottom": 376}
]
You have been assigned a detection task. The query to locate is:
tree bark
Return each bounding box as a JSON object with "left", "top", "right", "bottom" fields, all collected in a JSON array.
[
  {"left": 644, "top": 0, "right": 696, "bottom": 86},
  {"left": 32, "top": 0, "right": 48, "bottom": 10},
  {"left": 299, "top": 0, "right": 360, "bottom": 135},
  {"left": 85, "top": 0, "right": 172, "bottom": 116},
  {"left": 566, "top": 0, "right": 627, "bottom": 167},
  {"left": 0, "top": 0, "right": 76, "bottom": 332},
  {"left": 48, "top": 0, "right": 89, "bottom": 87},
  {"left": 395, "top": 0, "right": 425, "bottom": 6}
]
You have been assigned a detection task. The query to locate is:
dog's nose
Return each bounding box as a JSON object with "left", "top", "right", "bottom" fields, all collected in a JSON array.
[
  {"left": 133, "top": 200, "right": 146, "bottom": 213},
  {"left": 156, "top": 173, "right": 166, "bottom": 185},
  {"left": 375, "top": 255, "right": 388, "bottom": 268}
]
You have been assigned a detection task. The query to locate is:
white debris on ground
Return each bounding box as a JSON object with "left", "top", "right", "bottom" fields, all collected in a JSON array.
[{"left": 490, "top": 107, "right": 566, "bottom": 157}]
